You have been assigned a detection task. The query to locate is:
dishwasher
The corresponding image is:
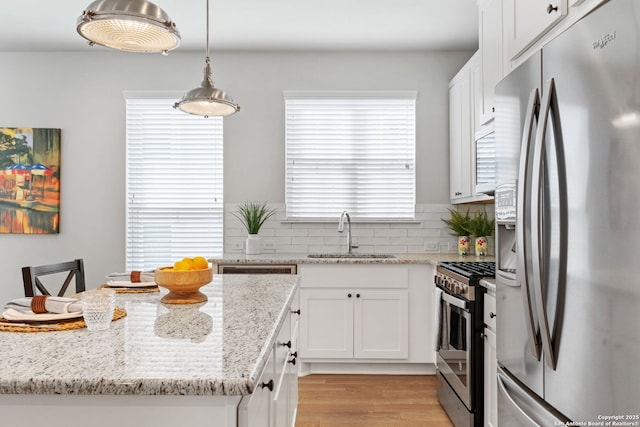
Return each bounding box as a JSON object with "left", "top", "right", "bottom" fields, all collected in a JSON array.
[{"left": 216, "top": 264, "right": 297, "bottom": 274}]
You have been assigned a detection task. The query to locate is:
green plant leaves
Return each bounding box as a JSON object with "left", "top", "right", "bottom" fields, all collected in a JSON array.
[{"left": 233, "top": 201, "right": 277, "bottom": 235}]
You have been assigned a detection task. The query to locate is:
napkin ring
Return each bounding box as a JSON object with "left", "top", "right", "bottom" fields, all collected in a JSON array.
[
  {"left": 131, "top": 271, "right": 141, "bottom": 283},
  {"left": 31, "top": 295, "right": 48, "bottom": 314}
]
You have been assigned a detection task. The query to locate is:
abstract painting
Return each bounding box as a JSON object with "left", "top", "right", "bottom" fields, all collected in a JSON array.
[{"left": 0, "top": 128, "right": 61, "bottom": 234}]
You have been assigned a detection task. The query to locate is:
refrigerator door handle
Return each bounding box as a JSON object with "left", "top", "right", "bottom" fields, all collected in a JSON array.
[
  {"left": 497, "top": 366, "right": 569, "bottom": 426},
  {"left": 516, "top": 87, "right": 542, "bottom": 360},
  {"left": 531, "top": 77, "right": 568, "bottom": 370}
]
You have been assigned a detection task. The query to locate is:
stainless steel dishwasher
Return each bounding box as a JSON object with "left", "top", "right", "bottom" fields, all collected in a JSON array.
[{"left": 216, "top": 264, "right": 297, "bottom": 274}]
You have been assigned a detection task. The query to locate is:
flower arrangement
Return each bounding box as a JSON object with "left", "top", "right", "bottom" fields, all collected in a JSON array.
[{"left": 233, "top": 201, "right": 277, "bottom": 235}]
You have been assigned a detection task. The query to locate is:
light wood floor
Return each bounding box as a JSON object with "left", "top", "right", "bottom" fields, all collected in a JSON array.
[{"left": 295, "top": 374, "right": 454, "bottom": 427}]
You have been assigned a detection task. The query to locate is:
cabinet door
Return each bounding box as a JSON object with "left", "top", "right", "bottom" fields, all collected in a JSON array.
[
  {"left": 449, "top": 71, "right": 472, "bottom": 202},
  {"left": 299, "top": 289, "right": 354, "bottom": 359},
  {"left": 478, "top": 0, "right": 503, "bottom": 124},
  {"left": 238, "top": 350, "right": 274, "bottom": 427},
  {"left": 504, "top": 0, "right": 567, "bottom": 59},
  {"left": 353, "top": 290, "right": 409, "bottom": 359},
  {"left": 483, "top": 328, "right": 498, "bottom": 427}
]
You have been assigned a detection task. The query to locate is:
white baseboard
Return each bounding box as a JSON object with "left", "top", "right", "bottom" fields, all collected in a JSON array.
[{"left": 298, "top": 362, "right": 436, "bottom": 376}]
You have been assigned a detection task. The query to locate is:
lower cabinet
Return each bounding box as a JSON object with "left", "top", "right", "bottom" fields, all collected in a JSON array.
[
  {"left": 298, "top": 264, "right": 434, "bottom": 368},
  {"left": 239, "top": 289, "right": 299, "bottom": 427},
  {"left": 483, "top": 290, "right": 498, "bottom": 427},
  {"left": 300, "top": 288, "right": 408, "bottom": 359}
]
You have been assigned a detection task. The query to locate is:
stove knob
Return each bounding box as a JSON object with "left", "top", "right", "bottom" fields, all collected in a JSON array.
[
  {"left": 454, "top": 283, "right": 462, "bottom": 294},
  {"left": 443, "top": 279, "right": 451, "bottom": 290},
  {"left": 459, "top": 286, "right": 467, "bottom": 296}
]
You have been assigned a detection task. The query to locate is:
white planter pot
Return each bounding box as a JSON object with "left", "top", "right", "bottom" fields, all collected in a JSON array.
[{"left": 245, "top": 235, "right": 262, "bottom": 255}]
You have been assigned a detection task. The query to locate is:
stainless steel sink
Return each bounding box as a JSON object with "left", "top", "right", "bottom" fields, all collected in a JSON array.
[{"left": 307, "top": 253, "right": 396, "bottom": 259}]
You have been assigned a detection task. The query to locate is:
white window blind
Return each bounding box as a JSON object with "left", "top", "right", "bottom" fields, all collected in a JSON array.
[
  {"left": 285, "top": 91, "right": 416, "bottom": 220},
  {"left": 125, "top": 96, "right": 223, "bottom": 271}
]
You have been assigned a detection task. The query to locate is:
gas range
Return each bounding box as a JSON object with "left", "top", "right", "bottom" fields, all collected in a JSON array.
[{"left": 435, "top": 261, "right": 495, "bottom": 301}]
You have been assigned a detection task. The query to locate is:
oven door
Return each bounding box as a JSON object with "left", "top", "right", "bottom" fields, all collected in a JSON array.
[{"left": 437, "top": 290, "right": 473, "bottom": 409}]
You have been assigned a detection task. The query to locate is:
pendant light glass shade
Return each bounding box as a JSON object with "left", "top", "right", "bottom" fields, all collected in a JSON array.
[
  {"left": 174, "top": 0, "right": 239, "bottom": 117},
  {"left": 77, "top": 0, "right": 180, "bottom": 53}
]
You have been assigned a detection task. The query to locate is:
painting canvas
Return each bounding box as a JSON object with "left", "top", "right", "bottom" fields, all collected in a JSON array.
[{"left": 0, "top": 128, "right": 61, "bottom": 234}]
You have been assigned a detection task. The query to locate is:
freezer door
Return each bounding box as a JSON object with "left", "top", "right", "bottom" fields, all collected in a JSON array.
[
  {"left": 497, "top": 366, "right": 568, "bottom": 426},
  {"left": 540, "top": 0, "right": 640, "bottom": 421},
  {"left": 495, "top": 51, "right": 544, "bottom": 399}
]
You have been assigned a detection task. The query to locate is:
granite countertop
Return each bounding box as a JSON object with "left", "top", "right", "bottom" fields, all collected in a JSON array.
[
  {"left": 211, "top": 252, "right": 495, "bottom": 267},
  {"left": 0, "top": 274, "right": 299, "bottom": 396}
]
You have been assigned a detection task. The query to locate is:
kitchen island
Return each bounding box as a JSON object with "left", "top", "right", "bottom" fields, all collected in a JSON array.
[{"left": 0, "top": 274, "right": 300, "bottom": 427}]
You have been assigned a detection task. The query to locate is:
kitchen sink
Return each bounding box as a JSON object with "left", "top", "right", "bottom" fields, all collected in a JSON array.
[{"left": 307, "top": 253, "right": 396, "bottom": 259}]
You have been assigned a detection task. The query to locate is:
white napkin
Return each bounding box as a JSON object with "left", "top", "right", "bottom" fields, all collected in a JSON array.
[
  {"left": 105, "top": 271, "right": 156, "bottom": 287},
  {"left": 4, "top": 296, "right": 82, "bottom": 314}
]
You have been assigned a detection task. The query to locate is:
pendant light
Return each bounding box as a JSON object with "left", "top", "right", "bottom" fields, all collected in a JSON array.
[
  {"left": 77, "top": 0, "right": 180, "bottom": 54},
  {"left": 173, "top": 0, "right": 239, "bottom": 117}
]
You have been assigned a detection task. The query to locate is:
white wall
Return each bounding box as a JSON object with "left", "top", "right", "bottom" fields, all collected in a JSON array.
[{"left": 0, "top": 49, "right": 472, "bottom": 304}]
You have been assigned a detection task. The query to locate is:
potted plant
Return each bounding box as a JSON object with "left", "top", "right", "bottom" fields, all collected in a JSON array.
[
  {"left": 441, "top": 209, "right": 472, "bottom": 255},
  {"left": 466, "top": 210, "right": 495, "bottom": 257},
  {"left": 233, "top": 201, "right": 277, "bottom": 255}
]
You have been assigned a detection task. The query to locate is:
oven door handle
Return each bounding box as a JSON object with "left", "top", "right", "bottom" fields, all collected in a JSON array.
[{"left": 441, "top": 291, "right": 468, "bottom": 310}]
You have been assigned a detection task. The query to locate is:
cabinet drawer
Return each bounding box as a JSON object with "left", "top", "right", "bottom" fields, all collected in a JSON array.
[
  {"left": 299, "top": 265, "right": 409, "bottom": 288},
  {"left": 484, "top": 292, "right": 497, "bottom": 331}
]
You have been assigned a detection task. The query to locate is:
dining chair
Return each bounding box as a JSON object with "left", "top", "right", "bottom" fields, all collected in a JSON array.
[{"left": 22, "top": 259, "right": 86, "bottom": 297}]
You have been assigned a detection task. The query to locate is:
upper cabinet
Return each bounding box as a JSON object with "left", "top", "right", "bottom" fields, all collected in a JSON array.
[
  {"left": 478, "top": 0, "right": 505, "bottom": 125},
  {"left": 503, "top": 0, "right": 568, "bottom": 60},
  {"left": 449, "top": 56, "right": 474, "bottom": 202},
  {"left": 449, "top": 52, "right": 493, "bottom": 204}
]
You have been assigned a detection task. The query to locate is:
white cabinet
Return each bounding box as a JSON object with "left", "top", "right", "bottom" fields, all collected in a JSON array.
[
  {"left": 239, "top": 289, "right": 299, "bottom": 427},
  {"left": 300, "top": 288, "right": 408, "bottom": 359},
  {"left": 449, "top": 52, "right": 493, "bottom": 204},
  {"left": 298, "top": 264, "right": 433, "bottom": 369},
  {"left": 504, "top": 0, "right": 568, "bottom": 60},
  {"left": 483, "top": 290, "right": 498, "bottom": 427},
  {"left": 449, "top": 56, "right": 474, "bottom": 202},
  {"left": 478, "top": 0, "right": 505, "bottom": 125},
  {"left": 238, "top": 349, "right": 275, "bottom": 427}
]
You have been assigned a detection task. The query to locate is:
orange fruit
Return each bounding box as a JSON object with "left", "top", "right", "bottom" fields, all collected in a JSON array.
[
  {"left": 192, "top": 256, "right": 208, "bottom": 270},
  {"left": 173, "top": 260, "right": 192, "bottom": 271}
]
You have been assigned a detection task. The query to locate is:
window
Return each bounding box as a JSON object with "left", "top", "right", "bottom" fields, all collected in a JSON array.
[
  {"left": 125, "top": 95, "right": 223, "bottom": 271},
  {"left": 284, "top": 91, "right": 416, "bottom": 220}
]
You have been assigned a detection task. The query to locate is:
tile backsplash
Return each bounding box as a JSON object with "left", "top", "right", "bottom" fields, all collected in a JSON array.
[{"left": 224, "top": 203, "right": 495, "bottom": 255}]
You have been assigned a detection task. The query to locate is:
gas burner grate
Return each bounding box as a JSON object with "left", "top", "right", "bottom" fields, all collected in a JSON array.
[{"left": 439, "top": 261, "right": 495, "bottom": 278}]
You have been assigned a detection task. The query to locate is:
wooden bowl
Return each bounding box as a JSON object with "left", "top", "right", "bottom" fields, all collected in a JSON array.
[{"left": 154, "top": 267, "right": 213, "bottom": 304}]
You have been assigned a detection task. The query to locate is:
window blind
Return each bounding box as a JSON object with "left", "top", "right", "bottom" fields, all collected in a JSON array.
[
  {"left": 125, "top": 97, "right": 223, "bottom": 271},
  {"left": 284, "top": 91, "right": 416, "bottom": 220}
]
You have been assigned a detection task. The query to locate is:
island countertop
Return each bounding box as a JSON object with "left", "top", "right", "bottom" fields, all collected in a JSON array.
[{"left": 0, "top": 274, "right": 299, "bottom": 396}]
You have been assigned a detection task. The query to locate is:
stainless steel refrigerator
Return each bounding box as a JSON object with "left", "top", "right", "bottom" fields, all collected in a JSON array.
[{"left": 494, "top": 0, "right": 640, "bottom": 424}]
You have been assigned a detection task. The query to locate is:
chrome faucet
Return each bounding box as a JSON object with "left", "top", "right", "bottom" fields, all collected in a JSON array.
[{"left": 338, "top": 210, "right": 359, "bottom": 254}]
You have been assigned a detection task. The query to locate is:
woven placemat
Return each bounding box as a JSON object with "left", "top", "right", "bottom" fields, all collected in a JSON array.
[
  {"left": 0, "top": 307, "right": 127, "bottom": 333},
  {"left": 99, "top": 284, "right": 159, "bottom": 294}
]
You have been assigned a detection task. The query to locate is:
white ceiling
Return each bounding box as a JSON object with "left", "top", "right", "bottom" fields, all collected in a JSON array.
[{"left": 0, "top": 0, "right": 479, "bottom": 52}]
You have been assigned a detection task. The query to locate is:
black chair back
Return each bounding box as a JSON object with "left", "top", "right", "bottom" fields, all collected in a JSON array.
[{"left": 22, "top": 259, "right": 86, "bottom": 297}]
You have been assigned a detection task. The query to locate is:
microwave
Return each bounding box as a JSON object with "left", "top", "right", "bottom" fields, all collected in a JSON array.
[{"left": 475, "top": 124, "right": 496, "bottom": 195}]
